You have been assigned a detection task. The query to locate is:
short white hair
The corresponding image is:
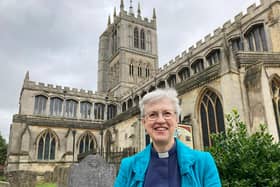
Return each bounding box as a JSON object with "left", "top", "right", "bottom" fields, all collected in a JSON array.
[{"left": 139, "top": 88, "right": 181, "bottom": 118}]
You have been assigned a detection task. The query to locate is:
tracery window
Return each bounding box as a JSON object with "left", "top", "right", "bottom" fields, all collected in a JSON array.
[
  {"left": 79, "top": 132, "right": 96, "bottom": 154},
  {"left": 271, "top": 78, "right": 280, "bottom": 139},
  {"left": 34, "top": 95, "right": 47, "bottom": 115},
  {"left": 167, "top": 74, "right": 176, "bottom": 88},
  {"left": 145, "top": 66, "right": 150, "bottom": 77},
  {"left": 80, "top": 101, "right": 92, "bottom": 119},
  {"left": 245, "top": 24, "right": 268, "bottom": 52},
  {"left": 37, "top": 130, "right": 56, "bottom": 160},
  {"left": 147, "top": 31, "right": 151, "bottom": 52},
  {"left": 140, "top": 29, "right": 145, "bottom": 50},
  {"left": 134, "top": 27, "right": 139, "bottom": 48},
  {"left": 65, "top": 99, "right": 77, "bottom": 118},
  {"left": 178, "top": 67, "right": 190, "bottom": 81},
  {"left": 107, "top": 104, "right": 117, "bottom": 120},
  {"left": 129, "top": 63, "right": 134, "bottom": 76},
  {"left": 94, "top": 103, "right": 105, "bottom": 120},
  {"left": 134, "top": 96, "right": 140, "bottom": 106},
  {"left": 138, "top": 65, "right": 142, "bottom": 77},
  {"left": 191, "top": 59, "right": 204, "bottom": 74},
  {"left": 122, "top": 102, "right": 127, "bottom": 112},
  {"left": 50, "top": 97, "right": 63, "bottom": 116},
  {"left": 230, "top": 37, "right": 244, "bottom": 52},
  {"left": 200, "top": 90, "right": 225, "bottom": 147},
  {"left": 206, "top": 49, "right": 221, "bottom": 66},
  {"left": 127, "top": 99, "right": 133, "bottom": 108},
  {"left": 157, "top": 81, "right": 166, "bottom": 88}
]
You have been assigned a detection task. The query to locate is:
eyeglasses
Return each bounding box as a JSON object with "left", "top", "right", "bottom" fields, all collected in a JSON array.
[{"left": 144, "top": 111, "right": 176, "bottom": 121}]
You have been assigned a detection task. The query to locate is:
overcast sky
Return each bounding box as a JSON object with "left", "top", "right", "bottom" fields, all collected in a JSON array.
[{"left": 0, "top": 0, "right": 259, "bottom": 141}]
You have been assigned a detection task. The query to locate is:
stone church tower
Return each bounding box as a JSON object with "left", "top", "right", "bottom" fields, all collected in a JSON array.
[{"left": 97, "top": 0, "right": 158, "bottom": 97}]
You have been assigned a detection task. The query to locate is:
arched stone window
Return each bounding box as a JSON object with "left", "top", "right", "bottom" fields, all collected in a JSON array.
[
  {"left": 140, "top": 29, "right": 145, "bottom": 50},
  {"left": 34, "top": 95, "right": 47, "bottom": 115},
  {"left": 134, "top": 27, "right": 139, "bottom": 48},
  {"left": 80, "top": 101, "right": 92, "bottom": 119},
  {"left": 157, "top": 81, "right": 166, "bottom": 88},
  {"left": 147, "top": 31, "right": 152, "bottom": 52},
  {"left": 145, "top": 65, "right": 150, "bottom": 77},
  {"left": 37, "top": 130, "right": 56, "bottom": 160},
  {"left": 138, "top": 64, "right": 142, "bottom": 77},
  {"left": 206, "top": 49, "right": 221, "bottom": 66},
  {"left": 191, "top": 59, "right": 204, "bottom": 74},
  {"left": 112, "top": 28, "right": 118, "bottom": 54},
  {"left": 270, "top": 77, "right": 280, "bottom": 138},
  {"left": 167, "top": 74, "right": 177, "bottom": 88},
  {"left": 200, "top": 90, "right": 225, "bottom": 147},
  {"left": 107, "top": 104, "right": 117, "bottom": 120},
  {"left": 178, "top": 67, "right": 190, "bottom": 81},
  {"left": 127, "top": 99, "right": 133, "bottom": 108},
  {"left": 141, "top": 91, "right": 147, "bottom": 98},
  {"left": 122, "top": 102, "right": 127, "bottom": 112},
  {"left": 134, "top": 95, "right": 140, "bottom": 106},
  {"left": 65, "top": 99, "right": 77, "bottom": 118},
  {"left": 230, "top": 37, "right": 244, "bottom": 52},
  {"left": 149, "top": 86, "right": 156, "bottom": 92},
  {"left": 79, "top": 132, "right": 97, "bottom": 154},
  {"left": 94, "top": 103, "right": 105, "bottom": 120},
  {"left": 129, "top": 63, "right": 134, "bottom": 76},
  {"left": 50, "top": 97, "right": 63, "bottom": 116},
  {"left": 244, "top": 23, "right": 268, "bottom": 52}
]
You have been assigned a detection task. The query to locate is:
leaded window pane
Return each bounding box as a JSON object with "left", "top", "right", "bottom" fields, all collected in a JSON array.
[
  {"left": 34, "top": 95, "right": 47, "bottom": 115},
  {"left": 80, "top": 102, "right": 92, "bottom": 119},
  {"left": 66, "top": 100, "right": 77, "bottom": 118},
  {"left": 50, "top": 97, "right": 63, "bottom": 116},
  {"left": 200, "top": 90, "right": 225, "bottom": 147},
  {"left": 245, "top": 24, "right": 268, "bottom": 52},
  {"left": 37, "top": 130, "right": 56, "bottom": 160},
  {"left": 94, "top": 103, "right": 105, "bottom": 120},
  {"left": 140, "top": 29, "right": 145, "bottom": 50},
  {"left": 79, "top": 133, "right": 95, "bottom": 154},
  {"left": 134, "top": 27, "right": 139, "bottom": 48},
  {"left": 201, "top": 105, "right": 209, "bottom": 147}
]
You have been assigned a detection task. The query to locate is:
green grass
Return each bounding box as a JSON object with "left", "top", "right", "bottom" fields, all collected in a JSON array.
[
  {"left": 0, "top": 175, "right": 6, "bottom": 181},
  {"left": 35, "top": 183, "right": 56, "bottom": 187}
]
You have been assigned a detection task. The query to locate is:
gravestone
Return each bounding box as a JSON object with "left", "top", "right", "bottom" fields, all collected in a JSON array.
[{"left": 68, "top": 154, "right": 116, "bottom": 187}]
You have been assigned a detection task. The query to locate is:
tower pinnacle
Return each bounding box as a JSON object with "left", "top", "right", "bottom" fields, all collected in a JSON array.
[
  {"left": 153, "top": 8, "right": 156, "bottom": 19},
  {"left": 137, "top": 2, "right": 141, "bottom": 17},
  {"left": 120, "top": 0, "right": 124, "bottom": 10},
  {"left": 129, "top": 0, "right": 134, "bottom": 14}
]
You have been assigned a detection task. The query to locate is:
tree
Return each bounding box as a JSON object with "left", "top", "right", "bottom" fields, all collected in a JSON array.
[
  {"left": 208, "top": 109, "right": 280, "bottom": 186},
  {"left": 0, "top": 132, "right": 7, "bottom": 165}
]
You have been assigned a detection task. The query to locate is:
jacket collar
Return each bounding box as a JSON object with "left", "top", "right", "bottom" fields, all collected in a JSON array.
[
  {"left": 131, "top": 144, "right": 151, "bottom": 181},
  {"left": 175, "top": 138, "right": 196, "bottom": 175},
  {"left": 131, "top": 138, "right": 196, "bottom": 179}
]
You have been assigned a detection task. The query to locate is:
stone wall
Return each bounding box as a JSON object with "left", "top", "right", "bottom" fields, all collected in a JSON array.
[{"left": 7, "top": 171, "right": 36, "bottom": 187}]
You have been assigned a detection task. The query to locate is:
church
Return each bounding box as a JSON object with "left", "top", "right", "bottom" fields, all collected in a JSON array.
[{"left": 6, "top": 0, "right": 280, "bottom": 179}]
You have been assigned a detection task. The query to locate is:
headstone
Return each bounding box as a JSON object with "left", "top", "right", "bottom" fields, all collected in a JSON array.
[{"left": 68, "top": 154, "right": 116, "bottom": 187}]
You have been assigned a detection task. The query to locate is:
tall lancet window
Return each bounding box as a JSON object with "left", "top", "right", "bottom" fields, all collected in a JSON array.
[
  {"left": 79, "top": 132, "right": 97, "bottom": 154},
  {"left": 134, "top": 27, "right": 139, "bottom": 48},
  {"left": 37, "top": 130, "right": 56, "bottom": 160},
  {"left": 271, "top": 78, "right": 280, "bottom": 139},
  {"left": 140, "top": 29, "right": 145, "bottom": 50},
  {"left": 200, "top": 90, "right": 225, "bottom": 147},
  {"left": 34, "top": 95, "right": 47, "bottom": 115}
]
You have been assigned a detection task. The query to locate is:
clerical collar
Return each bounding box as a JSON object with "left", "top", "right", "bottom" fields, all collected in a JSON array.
[{"left": 151, "top": 141, "right": 177, "bottom": 159}]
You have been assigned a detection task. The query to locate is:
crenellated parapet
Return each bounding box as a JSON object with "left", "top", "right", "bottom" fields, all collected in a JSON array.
[
  {"left": 155, "top": 0, "right": 278, "bottom": 72},
  {"left": 22, "top": 77, "right": 110, "bottom": 100}
]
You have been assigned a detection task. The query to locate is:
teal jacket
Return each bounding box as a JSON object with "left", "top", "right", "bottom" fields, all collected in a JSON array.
[{"left": 114, "top": 139, "right": 221, "bottom": 187}]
